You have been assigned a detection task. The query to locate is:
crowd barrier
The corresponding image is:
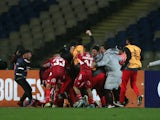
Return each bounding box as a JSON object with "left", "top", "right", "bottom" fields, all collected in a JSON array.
[
  {"left": 145, "top": 71, "right": 160, "bottom": 108},
  {"left": 0, "top": 70, "right": 45, "bottom": 107},
  {"left": 0, "top": 70, "right": 159, "bottom": 107}
]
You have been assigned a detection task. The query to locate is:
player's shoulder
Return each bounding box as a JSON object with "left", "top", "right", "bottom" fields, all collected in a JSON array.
[{"left": 16, "top": 57, "right": 23, "bottom": 63}]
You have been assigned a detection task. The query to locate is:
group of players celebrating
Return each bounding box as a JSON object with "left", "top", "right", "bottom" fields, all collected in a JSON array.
[{"left": 37, "top": 30, "right": 138, "bottom": 108}]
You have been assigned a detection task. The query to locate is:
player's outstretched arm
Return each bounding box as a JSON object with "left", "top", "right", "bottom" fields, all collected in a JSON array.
[{"left": 147, "top": 60, "right": 160, "bottom": 68}]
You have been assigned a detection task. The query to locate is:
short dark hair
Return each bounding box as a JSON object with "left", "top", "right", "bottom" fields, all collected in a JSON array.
[
  {"left": 92, "top": 45, "right": 100, "bottom": 51},
  {"left": 22, "top": 49, "right": 32, "bottom": 55},
  {"left": 126, "top": 36, "right": 134, "bottom": 44}
]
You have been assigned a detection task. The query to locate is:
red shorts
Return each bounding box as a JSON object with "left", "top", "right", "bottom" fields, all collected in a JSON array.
[
  {"left": 46, "top": 67, "right": 66, "bottom": 85},
  {"left": 74, "top": 70, "right": 93, "bottom": 88},
  {"left": 93, "top": 72, "right": 106, "bottom": 90},
  {"left": 42, "top": 68, "right": 51, "bottom": 80}
]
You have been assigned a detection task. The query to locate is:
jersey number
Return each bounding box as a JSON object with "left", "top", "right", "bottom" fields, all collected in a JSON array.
[
  {"left": 84, "top": 59, "right": 92, "bottom": 67},
  {"left": 53, "top": 58, "right": 65, "bottom": 67}
]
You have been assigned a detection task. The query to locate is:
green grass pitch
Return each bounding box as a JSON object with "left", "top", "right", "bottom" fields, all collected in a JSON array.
[{"left": 0, "top": 108, "right": 160, "bottom": 120}]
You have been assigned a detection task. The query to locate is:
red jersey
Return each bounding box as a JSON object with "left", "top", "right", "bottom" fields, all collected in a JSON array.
[
  {"left": 118, "top": 53, "right": 126, "bottom": 65},
  {"left": 77, "top": 52, "right": 94, "bottom": 71},
  {"left": 45, "top": 56, "right": 67, "bottom": 85},
  {"left": 49, "top": 56, "right": 65, "bottom": 68}
]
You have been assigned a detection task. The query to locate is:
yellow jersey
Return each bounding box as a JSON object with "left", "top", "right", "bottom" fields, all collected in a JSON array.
[
  {"left": 126, "top": 45, "right": 142, "bottom": 68},
  {"left": 72, "top": 45, "right": 84, "bottom": 65}
]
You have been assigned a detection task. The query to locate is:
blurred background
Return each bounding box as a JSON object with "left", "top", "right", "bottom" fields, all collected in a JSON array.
[{"left": 0, "top": 0, "right": 160, "bottom": 69}]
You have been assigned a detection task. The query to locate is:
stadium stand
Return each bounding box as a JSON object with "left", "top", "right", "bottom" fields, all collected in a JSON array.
[
  {"left": 0, "top": 0, "right": 20, "bottom": 15},
  {"left": 0, "top": 0, "right": 160, "bottom": 69},
  {"left": 80, "top": 0, "right": 160, "bottom": 68}
]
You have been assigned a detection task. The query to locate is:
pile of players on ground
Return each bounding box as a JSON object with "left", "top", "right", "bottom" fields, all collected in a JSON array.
[{"left": 36, "top": 30, "right": 142, "bottom": 108}]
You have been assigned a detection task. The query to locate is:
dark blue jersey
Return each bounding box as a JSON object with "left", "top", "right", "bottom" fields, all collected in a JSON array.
[{"left": 15, "top": 57, "right": 31, "bottom": 80}]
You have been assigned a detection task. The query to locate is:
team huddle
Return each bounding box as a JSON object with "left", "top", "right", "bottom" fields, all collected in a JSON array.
[{"left": 15, "top": 30, "right": 143, "bottom": 108}]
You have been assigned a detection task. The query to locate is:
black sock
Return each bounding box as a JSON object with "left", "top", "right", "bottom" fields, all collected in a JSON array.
[
  {"left": 105, "top": 89, "right": 113, "bottom": 105},
  {"left": 113, "top": 88, "right": 119, "bottom": 102}
]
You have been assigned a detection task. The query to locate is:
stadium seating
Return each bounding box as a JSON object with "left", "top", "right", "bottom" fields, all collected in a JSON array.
[
  {"left": 78, "top": 0, "right": 160, "bottom": 68},
  {"left": 154, "top": 31, "right": 160, "bottom": 49},
  {"left": 0, "top": 0, "right": 20, "bottom": 15},
  {"left": 0, "top": 0, "right": 160, "bottom": 68},
  {"left": 0, "top": 0, "right": 104, "bottom": 63},
  {"left": 0, "top": 0, "right": 58, "bottom": 38},
  {"left": 81, "top": 0, "right": 160, "bottom": 44}
]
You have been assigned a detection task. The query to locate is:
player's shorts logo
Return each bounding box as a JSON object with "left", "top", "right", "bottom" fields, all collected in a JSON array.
[{"left": 157, "top": 81, "right": 160, "bottom": 98}]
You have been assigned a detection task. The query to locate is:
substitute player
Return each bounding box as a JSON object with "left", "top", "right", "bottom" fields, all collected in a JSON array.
[{"left": 120, "top": 37, "right": 143, "bottom": 106}]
